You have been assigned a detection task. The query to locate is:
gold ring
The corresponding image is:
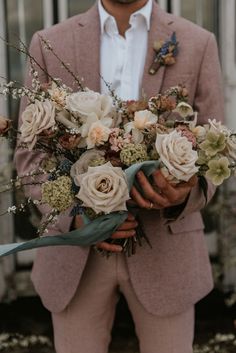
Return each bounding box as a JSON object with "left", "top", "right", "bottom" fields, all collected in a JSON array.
[{"left": 148, "top": 202, "right": 154, "bottom": 210}]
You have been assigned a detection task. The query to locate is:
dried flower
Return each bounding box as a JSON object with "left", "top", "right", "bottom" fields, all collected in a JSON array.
[
  {"left": 176, "top": 124, "right": 197, "bottom": 147},
  {"left": 173, "top": 102, "right": 194, "bottom": 118},
  {"left": 149, "top": 32, "right": 178, "bottom": 75},
  {"left": 109, "top": 128, "right": 132, "bottom": 152},
  {"left": 42, "top": 176, "right": 74, "bottom": 211},
  {"left": 40, "top": 156, "right": 58, "bottom": 172},
  {"left": 58, "top": 133, "right": 81, "bottom": 150},
  {"left": 0, "top": 116, "right": 11, "bottom": 135}
]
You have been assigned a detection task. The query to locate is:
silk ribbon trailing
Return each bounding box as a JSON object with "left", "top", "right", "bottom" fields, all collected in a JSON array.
[{"left": 0, "top": 160, "right": 160, "bottom": 257}]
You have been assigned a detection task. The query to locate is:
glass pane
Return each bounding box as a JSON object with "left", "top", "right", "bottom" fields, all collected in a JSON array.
[
  {"left": 6, "top": 0, "right": 44, "bottom": 116},
  {"left": 181, "top": 0, "right": 197, "bottom": 23},
  {"left": 202, "top": 0, "right": 215, "bottom": 33},
  {"left": 68, "top": 0, "right": 96, "bottom": 16},
  {"left": 181, "top": 0, "right": 217, "bottom": 35}
]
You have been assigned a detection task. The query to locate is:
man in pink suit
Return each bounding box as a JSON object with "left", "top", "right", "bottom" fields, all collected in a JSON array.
[{"left": 15, "top": 0, "right": 224, "bottom": 352}]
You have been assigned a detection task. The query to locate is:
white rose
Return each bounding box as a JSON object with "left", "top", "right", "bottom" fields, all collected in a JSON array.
[
  {"left": 86, "top": 121, "right": 111, "bottom": 149},
  {"left": 124, "top": 110, "right": 157, "bottom": 143},
  {"left": 133, "top": 110, "right": 157, "bottom": 129},
  {"left": 55, "top": 110, "right": 79, "bottom": 131},
  {"left": 155, "top": 130, "right": 199, "bottom": 182},
  {"left": 75, "top": 162, "right": 130, "bottom": 214},
  {"left": 20, "top": 99, "right": 56, "bottom": 150},
  {"left": 70, "top": 149, "right": 105, "bottom": 177},
  {"left": 66, "top": 90, "right": 113, "bottom": 119}
]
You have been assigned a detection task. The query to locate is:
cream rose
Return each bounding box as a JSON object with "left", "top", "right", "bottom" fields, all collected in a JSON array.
[
  {"left": 66, "top": 90, "right": 113, "bottom": 119},
  {"left": 124, "top": 110, "right": 157, "bottom": 143},
  {"left": 75, "top": 162, "right": 130, "bottom": 214},
  {"left": 86, "top": 121, "right": 111, "bottom": 149},
  {"left": 70, "top": 149, "right": 105, "bottom": 176},
  {"left": 155, "top": 130, "right": 199, "bottom": 182},
  {"left": 20, "top": 99, "right": 56, "bottom": 150}
]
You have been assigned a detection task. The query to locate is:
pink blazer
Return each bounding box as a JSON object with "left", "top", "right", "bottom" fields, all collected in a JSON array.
[{"left": 15, "top": 1, "right": 224, "bottom": 315}]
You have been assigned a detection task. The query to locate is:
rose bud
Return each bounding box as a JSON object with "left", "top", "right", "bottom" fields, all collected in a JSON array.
[{"left": 0, "top": 116, "right": 11, "bottom": 135}]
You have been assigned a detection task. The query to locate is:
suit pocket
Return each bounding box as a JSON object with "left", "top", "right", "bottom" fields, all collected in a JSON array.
[{"left": 168, "top": 211, "right": 205, "bottom": 234}]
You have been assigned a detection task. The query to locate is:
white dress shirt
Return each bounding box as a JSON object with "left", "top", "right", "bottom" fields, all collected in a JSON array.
[{"left": 98, "top": 0, "right": 152, "bottom": 100}]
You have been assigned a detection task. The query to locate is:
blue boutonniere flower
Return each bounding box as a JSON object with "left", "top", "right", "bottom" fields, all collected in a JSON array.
[{"left": 149, "top": 32, "right": 179, "bottom": 75}]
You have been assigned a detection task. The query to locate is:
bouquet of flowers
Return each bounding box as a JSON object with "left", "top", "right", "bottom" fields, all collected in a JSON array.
[{"left": 0, "top": 38, "right": 236, "bottom": 258}]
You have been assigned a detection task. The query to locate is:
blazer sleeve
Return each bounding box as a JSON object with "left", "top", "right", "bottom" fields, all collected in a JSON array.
[
  {"left": 164, "top": 33, "right": 225, "bottom": 222},
  {"left": 194, "top": 33, "right": 225, "bottom": 124},
  {"left": 14, "top": 32, "right": 74, "bottom": 233}
]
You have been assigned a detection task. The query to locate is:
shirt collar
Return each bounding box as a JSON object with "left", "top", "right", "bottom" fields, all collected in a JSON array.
[{"left": 98, "top": 0, "right": 152, "bottom": 35}]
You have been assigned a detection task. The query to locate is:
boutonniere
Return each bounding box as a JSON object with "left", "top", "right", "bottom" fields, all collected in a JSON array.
[{"left": 149, "top": 32, "right": 179, "bottom": 75}]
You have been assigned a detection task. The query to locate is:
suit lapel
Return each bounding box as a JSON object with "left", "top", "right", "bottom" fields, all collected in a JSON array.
[
  {"left": 142, "top": 1, "right": 173, "bottom": 98},
  {"left": 73, "top": 4, "right": 101, "bottom": 92},
  {"left": 72, "top": 1, "right": 173, "bottom": 97}
]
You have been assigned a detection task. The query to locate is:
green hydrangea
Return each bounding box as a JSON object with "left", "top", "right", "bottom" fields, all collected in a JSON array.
[
  {"left": 120, "top": 143, "right": 148, "bottom": 166},
  {"left": 206, "top": 157, "right": 231, "bottom": 185},
  {"left": 200, "top": 131, "right": 226, "bottom": 156},
  {"left": 42, "top": 176, "right": 74, "bottom": 211}
]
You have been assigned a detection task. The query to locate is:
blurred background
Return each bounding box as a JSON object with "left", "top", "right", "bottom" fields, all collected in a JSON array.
[{"left": 0, "top": 0, "right": 236, "bottom": 352}]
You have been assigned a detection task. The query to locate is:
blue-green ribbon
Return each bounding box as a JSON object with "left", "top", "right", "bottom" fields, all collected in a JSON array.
[{"left": 0, "top": 160, "right": 160, "bottom": 257}]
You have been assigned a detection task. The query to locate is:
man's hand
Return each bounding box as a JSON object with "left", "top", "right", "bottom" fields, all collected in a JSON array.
[
  {"left": 129, "top": 170, "right": 198, "bottom": 210},
  {"left": 74, "top": 213, "right": 138, "bottom": 253},
  {"left": 96, "top": 213, "right": 138, "bottom": 253}
]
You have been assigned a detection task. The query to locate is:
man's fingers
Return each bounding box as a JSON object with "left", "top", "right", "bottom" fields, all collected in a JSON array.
[
  {"left": 130, "top": 181, "right": 169, "bottom": 209},
  {"left": 111, "top": 229, "right": 136, "bottom": 239},
  {"left": 96, "top": 242, "right": 123, "bottom": 252},
  {"left": 126, "top": 212, "right": 136, "bottom": 221},
  {"left": 117, "top": 220, "right": 138, "bottom": 231},
  {"left": 152, "top": 170, "right": 175, "bottom": 198},
  {"left": 74, "top": 215, "right": 84, "bottom": 229},
  {"left": 187, "top": 175, "right": 198, "bottom": 187},
  {"left": 136, "top": 171, "right": 161, "bottom": 202},
  {"left": 136, "top": 171, "right": 170, "bottom": 206},
  {"left": 130, "top": 185, "right": 152, "bottom": 208}
]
